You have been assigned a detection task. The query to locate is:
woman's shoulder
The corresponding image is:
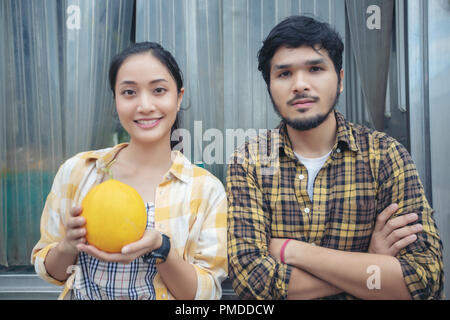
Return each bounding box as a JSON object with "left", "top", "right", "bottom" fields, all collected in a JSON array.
[
  {"left": 173, "top": 151, "right": 225, "bottom": 195},
  {"left": 58, "top": 144, "right": 126, "bottom": 176},
  {"left": 192, "top": 164, "right": 225, "bottom": 190}
]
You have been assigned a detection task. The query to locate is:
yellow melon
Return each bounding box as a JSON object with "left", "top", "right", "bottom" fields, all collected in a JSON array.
[{"left": 81, "top": 179, "right": 147, "bottom": 253}]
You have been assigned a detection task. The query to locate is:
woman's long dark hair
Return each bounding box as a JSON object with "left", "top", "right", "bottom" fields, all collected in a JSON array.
[{"left": 109, "top": 42, "right": 183, "bottom": 149}]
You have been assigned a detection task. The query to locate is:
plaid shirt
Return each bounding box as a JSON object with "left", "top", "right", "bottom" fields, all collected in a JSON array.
[
  {"left": 70, "top": 202, "right": 158, "bottom": 300},
  {"left": 226, "top": 111, "right": 444, "bottom": 300},
  {"left": 31, "top": 143, "right": 228, "bottom": 300}
]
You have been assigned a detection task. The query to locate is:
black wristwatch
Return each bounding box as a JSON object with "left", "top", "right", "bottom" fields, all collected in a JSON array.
[{"left": 143, "top": 233, "right": 171, "bottom": 264}]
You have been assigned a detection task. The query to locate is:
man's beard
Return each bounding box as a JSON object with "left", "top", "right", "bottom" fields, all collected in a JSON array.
[{"left": 271, "top": 88, "right": 341, "bottom": 131}]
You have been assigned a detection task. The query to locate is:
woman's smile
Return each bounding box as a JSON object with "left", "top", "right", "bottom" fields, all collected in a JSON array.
[{"left": 134, "top": 117, "right": 163, "bottom": 129}]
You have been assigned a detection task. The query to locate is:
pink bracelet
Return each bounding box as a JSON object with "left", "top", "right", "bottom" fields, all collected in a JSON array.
[{"left": 280, "top": 239, "right": 292, "bottom": 264}]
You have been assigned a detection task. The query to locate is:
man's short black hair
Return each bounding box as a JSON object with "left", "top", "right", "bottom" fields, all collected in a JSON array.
[{"left": 257, "top": 15, "right": 344, "bottom": 88}]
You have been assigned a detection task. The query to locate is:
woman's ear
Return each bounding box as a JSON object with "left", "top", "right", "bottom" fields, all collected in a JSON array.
[{"left": 177, "top": 88, "right": 185, "bottom": 112}]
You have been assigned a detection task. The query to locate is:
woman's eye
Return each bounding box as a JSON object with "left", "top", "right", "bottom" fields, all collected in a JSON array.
[{"left": 121, "top": 89, "right": 135, "bottom": 96}]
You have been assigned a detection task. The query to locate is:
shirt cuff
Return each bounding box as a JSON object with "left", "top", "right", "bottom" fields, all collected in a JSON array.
[
  {"left": 32, "top": 243, "right": 66, "bottom": 286},
  {"left": 193, "top": 264, "right": 226, "bottom": 300}
]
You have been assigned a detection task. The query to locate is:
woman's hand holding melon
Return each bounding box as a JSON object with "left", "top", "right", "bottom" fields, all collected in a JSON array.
[
  {"left": 76, "top": 229, "right": 162, "bottom": 264},
  {"left": 59, "top": 206, "right": 87, "bottom": 256}
]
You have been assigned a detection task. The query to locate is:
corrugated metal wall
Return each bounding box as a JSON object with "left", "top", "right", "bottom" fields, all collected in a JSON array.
[
  {"left": 407, "top": 0, "right": 450, "bottom": 299},
  {"left": 0, "top": 0, "right": 134, "bottom": 266}
]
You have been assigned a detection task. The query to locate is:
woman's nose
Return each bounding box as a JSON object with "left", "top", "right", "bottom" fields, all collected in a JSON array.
[{"left": 137, "top": 93, "right": 156, "bottom": 113}]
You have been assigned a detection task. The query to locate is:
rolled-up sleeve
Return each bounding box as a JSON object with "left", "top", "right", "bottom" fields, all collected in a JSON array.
[
  {"left": 30, "top": 162, "right": 71, "bottom": 286},
  {"left": 377, "top": 141, "right": 444, "bottom": 299},
  {"left": 192, "top": 178, "right": 228, "bottom": 300},
  {"left": 226, "top": 150, "right": 291, "bottom": 300}
]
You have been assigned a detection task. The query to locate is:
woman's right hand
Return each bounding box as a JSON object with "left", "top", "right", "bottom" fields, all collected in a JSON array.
[{"left": 60, "top": 206, "right": 86, "bottom": 256}]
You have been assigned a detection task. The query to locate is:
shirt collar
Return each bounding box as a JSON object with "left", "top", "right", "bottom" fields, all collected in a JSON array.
[
  {"left": 83, "top": 143, "right": 193, "bottom": 184},
  {"left": 276, "top": 110, "right": 359, "bottom": 159}
]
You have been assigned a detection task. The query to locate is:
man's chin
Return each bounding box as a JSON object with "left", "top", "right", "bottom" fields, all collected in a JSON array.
[{"left": 283, "top": 111, "right": 333, "bottom": 131}]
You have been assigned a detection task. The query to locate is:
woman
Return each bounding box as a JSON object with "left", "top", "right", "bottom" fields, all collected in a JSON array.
[{"left": 31, "top": 42, "right": 227, "bottom": 300}]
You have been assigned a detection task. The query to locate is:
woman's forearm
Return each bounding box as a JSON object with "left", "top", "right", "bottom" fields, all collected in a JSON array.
[
  {"left": 156, "top": 247, "right": 198, "bottom": 300},
  {"left": 44, "top": 241, "right": 79, "bottom": 282}
]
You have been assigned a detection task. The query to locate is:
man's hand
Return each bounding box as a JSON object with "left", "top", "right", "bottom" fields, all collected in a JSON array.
[
  {"left": 77, "top": 229, "right": 163, "bottom": 264},
  {"left": 368, "top": 203, "right": 422, "bottom": 256}
]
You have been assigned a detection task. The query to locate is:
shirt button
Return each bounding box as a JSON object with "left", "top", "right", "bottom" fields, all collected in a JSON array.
[
  {"left": 162, "top": 293, "right": 166, "bottom": 298},
  {"left": 336, "top": 148, "right": 341, "bottom": 153},
  {"left": 304, "top": 208, "right": 310, "bottom": 213},
  {"left": 299, "top": 174, "right": 305, "bottom": 180}
]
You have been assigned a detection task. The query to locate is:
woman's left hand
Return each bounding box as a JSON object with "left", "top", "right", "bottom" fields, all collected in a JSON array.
[{"left": 76, "top": 229, "right": 163, "bottom": 264}]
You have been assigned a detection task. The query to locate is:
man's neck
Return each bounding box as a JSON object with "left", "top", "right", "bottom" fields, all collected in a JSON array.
[{"left": 286, "top": 112, "right": 337, "bottom": 158}]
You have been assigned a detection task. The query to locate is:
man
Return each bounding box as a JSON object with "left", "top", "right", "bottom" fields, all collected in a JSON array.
[{"left": 226, "top": 15, "right": 443, "bottom": 300}]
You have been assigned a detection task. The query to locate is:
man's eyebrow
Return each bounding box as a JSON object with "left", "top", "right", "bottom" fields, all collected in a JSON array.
[
  {"left": 273, "top": 58, "right": 326, "bottom": 71},
  {"left": 273, "top": 64, "right": 292, "bottom": 71},
  {"left": 304, "top": 58, "right": 325, "bottom": 66}
]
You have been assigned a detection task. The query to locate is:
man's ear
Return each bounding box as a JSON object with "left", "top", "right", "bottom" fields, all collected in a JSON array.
[{"left": 339, "top": 69, "right": 344, "bottom": 93}]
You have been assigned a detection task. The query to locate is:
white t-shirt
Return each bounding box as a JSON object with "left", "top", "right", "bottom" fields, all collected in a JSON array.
[{"left": 294, "top": 150, "right": 332, "bottom": 201}]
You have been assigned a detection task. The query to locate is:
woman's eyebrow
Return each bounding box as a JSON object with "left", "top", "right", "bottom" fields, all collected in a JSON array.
[
  {"left": 149, "top": 78, "right": 168, "bottom": 84},
  {"left": 118, "top": 79, "right": 168, "bottom": 86}
]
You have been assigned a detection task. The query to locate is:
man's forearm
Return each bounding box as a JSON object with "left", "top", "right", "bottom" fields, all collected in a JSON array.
[
  {"left": 284, "top": 240, "right": 411, "bottom": 300},
  {"left": 286, "top": 266, "right": 343, "bottom": 299}
]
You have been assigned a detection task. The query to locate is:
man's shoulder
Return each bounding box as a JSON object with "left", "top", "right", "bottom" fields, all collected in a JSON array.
[
  {"left": 345, "top": 119, "right": 401, "bottom": 154},
  {"left": 229, "top": 128, "right": 281, "bottom": 167}
]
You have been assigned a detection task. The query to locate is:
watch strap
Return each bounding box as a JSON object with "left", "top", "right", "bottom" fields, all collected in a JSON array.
[{"left": 143, "top": 233, "right": 170, "bottom": 264}]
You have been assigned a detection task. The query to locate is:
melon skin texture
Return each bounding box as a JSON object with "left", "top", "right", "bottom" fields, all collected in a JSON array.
[{"left": 81, "top": 179, "right": 147, "bottom": 253}]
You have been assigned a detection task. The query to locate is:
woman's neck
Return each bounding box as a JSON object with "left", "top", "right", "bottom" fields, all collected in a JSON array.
[{"left": 116, "top": 137, "right": 173, "bottom": 175}]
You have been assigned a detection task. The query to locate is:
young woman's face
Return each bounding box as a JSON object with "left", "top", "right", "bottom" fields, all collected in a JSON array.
[{"left": 114, "top": 53, "right": 184, "bottom": 146}]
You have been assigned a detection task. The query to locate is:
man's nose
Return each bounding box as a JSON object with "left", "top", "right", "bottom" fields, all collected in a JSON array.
[{"left": 292, "top": 72, "right": 311, "bottom": 93}]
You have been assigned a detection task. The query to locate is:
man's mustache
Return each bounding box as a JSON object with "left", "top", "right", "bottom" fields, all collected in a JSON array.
[{"left": 287, "top": 94, "right": 319, "bottom": 105}]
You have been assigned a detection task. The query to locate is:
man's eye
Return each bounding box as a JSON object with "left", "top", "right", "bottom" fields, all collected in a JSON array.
[
  {"left": 278, "top": 71, "right": 291, "bottom": 78},
  {"left": 154, "top": 87, "right": 167, "bottom": 94},
  {"left": 310, "top": 66, "right": 322, "bottom": 72}
]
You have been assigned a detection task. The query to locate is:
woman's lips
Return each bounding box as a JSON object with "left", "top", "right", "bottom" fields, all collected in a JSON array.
[{"left": 134, "top": 118, "right": 162, "bottom": 128}]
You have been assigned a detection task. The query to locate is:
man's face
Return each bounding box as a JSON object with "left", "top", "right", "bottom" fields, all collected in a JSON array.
[{"left": 269, "top": 45, "right": 344, "bottom": 131}]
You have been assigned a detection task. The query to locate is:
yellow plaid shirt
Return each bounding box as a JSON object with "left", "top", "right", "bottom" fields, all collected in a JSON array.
[
  {"left": 31, "top": 143, "right": 228, "bottom": 300},
  {"left": 226, "top": 111, "right": 444, "bottom": 300}
]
